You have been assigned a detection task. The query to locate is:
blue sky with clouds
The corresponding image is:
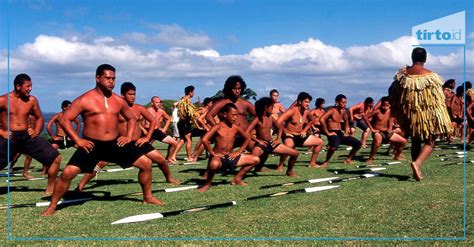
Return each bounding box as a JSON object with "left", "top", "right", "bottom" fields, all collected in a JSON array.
[{"left": 1, "top": 0, "right": 473, "bottom": 112}]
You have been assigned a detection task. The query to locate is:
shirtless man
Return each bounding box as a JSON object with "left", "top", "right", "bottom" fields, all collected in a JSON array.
[
  {"left": 41, "top": 64, "right": 162, "bottom": 216},
  {"left": 247, "top": 97, "right": 299, "bottom": 176},
  {"left": 269, "top": 89, "right": 286, "bottom": 120},
  {"left": 47, "top": 100, "right": 81, "bottom": 150},
  {"left": 443, "top": 79, "right": 456, "bottom": 110},
  {"left": 319, "top": 94, "right": 362, "bottom": 167},
  {"left": 277, "top": 92, "right": 323, "bottom": 169},
  {"left": 143, "top": 96, "right": 178, "bottom": 163},
  {"left": 0, "top": 74, "right": 61, "bottom": 193},
  {"left": 310, "top": 98, "right": 326, "bottom": 137},
  {"left": 205, "top": 75, "right": 256, "bottom": 142},
  {"left": 76, "top": 82, "right": 180, "bottom": 191},
  {"left": 364, "top": 96, "right": 407, "bottom": 164},
  {"left": 349, "top": 97, "right": 374, "bottom": 148},
  {"left": 198, "top": 103, "right": 259, "bottom": 192}
]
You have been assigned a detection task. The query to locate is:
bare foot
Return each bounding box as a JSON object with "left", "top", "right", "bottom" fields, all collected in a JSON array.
[
  {"left": 309, "top": 162, "right": 318, "bottom": 168},
  {"left": 286, "top": 171, "right": 299, "bottom": 177},
  {"left": 143, "top": 197, "right": 165, "bottom": 205},
  {"left": 254, "top": 167, "right": 271, "bottom": 172},
  {"left": 277, "top": 165, "right": 284, "bottom": 172},
  {"left": 40, "top": 207, "right": 56, "bottom": 217},
  {"left": 198, "top": 184, "right": 211, "bottom": 192},
  {"left": 230, "top": 180, "right": 248, "bottom": 186},
  {"left": 200, "top": 172, "right": 208, "bottom": 180},
  {"left": 23, "top": 174, "right": 35, "bottom": 179},
  {"left": 411, "top": 162, "right": 424, "bottom": 181},
  {"left": 362, "top": 144, "right": 368, "bottom": 148},
  {"left": 318, "top": 162, "right": 329, "bottom": 168},
  {"left": 367, "top": 159, "right": 373, "bottom": 164},
  {"left": 167, "top": 177, "right": 181, "bottom": 185},
  {"left": 344, "top": 159, "right": 353, "bottom": 164},
  {"left": 393, "top": 155, "right": 405, "bottom": 161}
]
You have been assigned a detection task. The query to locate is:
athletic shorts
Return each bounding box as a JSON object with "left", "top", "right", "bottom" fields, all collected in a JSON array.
[
  {"left": 177, "top": 119, "right": 192, "bottom": 138},
  {"left": 351, "top": 119, "right": 369, "bottom": 131},
  {"left": 0, "top": 131, "right": 59, "bottom": 170},
  {"left": 255, "top": 141, "right": 280, "bottom": 154},
  {"left": 309, "top": 125, "right": 322, "bottom": 135},
  {"left": 151, "top": 129, "right": 168, "bottom": 142},
  {"left": 327, "top": 130, "right": 362, "bottom": 149},
  {"left": 67, "top": 137, "right": 145, "bottom": 173},
  {"left": 134, "top": 142, "right": 156, "bottom": 155},
  {"left": 214, "top": 154, "right": 242, "bottom": 171},
  {"left": 283, "top": 133, "right": 309, "bottom": 147},
  {"left": 51, "top": 136, "right": 75, "bottom": 149},
  {"left": 375, "top": 131, "right": 394, "bottom": 144}
]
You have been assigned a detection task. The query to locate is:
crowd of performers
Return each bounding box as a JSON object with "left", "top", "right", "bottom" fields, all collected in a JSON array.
[{"left": 0, "top": 47, "right": 465, "bottom": 216}]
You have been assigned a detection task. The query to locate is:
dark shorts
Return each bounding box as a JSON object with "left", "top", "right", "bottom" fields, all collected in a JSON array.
[
  {"left": 51, "top": 136, "right": 75, "bottom": 149},
  {"left": 220, "top": 154, "right": 242, "bottom": 171},
  {"left": 327, "top": 130, "right": 362, "bottom": 149},
  {"left": 255, "top": 141, "right": 280, "bottom": 154},
  {"left": 351, "top": 119, "right": 369, "bottom": 131},
  {"left": 68, "top": 137, "right": 145, "bottom": 173},
  {"left": 177, "top": 119, "right": 192, "bottom": 139},
  {"left": 0, "top": 131, "right": 60, "bottom": 170},
  {"left": 283, "top": 133, "right": 309, "bottom": 147},
  {"left": 134, "top": 142, "right": 156, "bottom": 155},
  {"left": 451, "top": 117, "right": 463, "bottom": 125},
  {"left": 376, "top": 131, "right": 394, "bottom": 144},
  {"left": 151, "top": 129, "right": 168, "bottom": 142},
  {"left": 310, "top": 125, "right": 322, "bottom": 135}
]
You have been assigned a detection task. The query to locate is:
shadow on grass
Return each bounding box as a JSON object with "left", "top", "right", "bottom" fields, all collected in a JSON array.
[
  {"left": 81, "top": 178, "right": 136, "bottom": 190},
  {"left": 326, "top": 169, "right": 410, "bottom": 181},
  {"left": 0, "top": 186, "right": 44, "bottom": 195}
]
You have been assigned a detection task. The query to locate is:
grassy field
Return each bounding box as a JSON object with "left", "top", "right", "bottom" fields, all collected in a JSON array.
[{"left": 0, "top": 136, "right": 472, "bottom": 246}]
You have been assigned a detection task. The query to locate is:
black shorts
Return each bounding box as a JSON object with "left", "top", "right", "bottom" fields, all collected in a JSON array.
[
  {"left": 376, "top": 131, "right": 394, "bottom": 144},
  {"left": 134, "top": 142, "right": 156, "bottom": 155},
  {"left": 0, "top": 131, "right": 59, "bottom": 170},
  {"left": 220, "top": 154, "right": 242, "bottom": 171},
  {"left": 310, "top": 125, "right": 321, "bottom": 135},
  {"left": 151, "top": 129, "right": 168, "bottom": 142},
  {"left": 255, "top": 141, "right": 280, "bottom": 154},
  {"left": 67, "top": 137, "right": 145, "bottom": 173},
  {"left": 51, "top": 136, "right": 75, "bottom": 149},
  {"left": 177, "top": 119, "right": 192, "bottom": 138},
  {"left": 283, "top": 133, "right": 309, "bottom": 147},
  {"left": 327, "top": 130, "right": 362, "bottom": 149},
  {"left": 351, "top": 119, "right": 369, "bottom": 131}
]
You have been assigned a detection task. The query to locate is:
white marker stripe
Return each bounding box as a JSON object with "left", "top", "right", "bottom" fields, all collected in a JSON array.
[
  {"left": 111, "top": 213, "right": 164, "bottom": 225},
  {"left": 164, "top": 185, "right": 199, "bottom": 193},
  {"left": 304, "top": 185, "right": 339, "bottom": 193},
  {"left": 308, "top": 177, "right": 339, "bottom": 183}
]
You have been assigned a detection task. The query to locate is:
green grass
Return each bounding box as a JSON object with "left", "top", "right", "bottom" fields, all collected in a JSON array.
[{"left": 0, "top": 136, "right": 472, "bottom": 245}]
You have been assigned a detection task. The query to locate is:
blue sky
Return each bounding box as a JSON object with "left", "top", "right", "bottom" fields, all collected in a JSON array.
[{"left": 1, "top": 0, "right": 473, "bottom": 112}]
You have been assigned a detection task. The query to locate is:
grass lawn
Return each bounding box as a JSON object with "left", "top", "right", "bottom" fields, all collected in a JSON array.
[{"left": 0, "top": 136, "right": 472, "bottom": 245}]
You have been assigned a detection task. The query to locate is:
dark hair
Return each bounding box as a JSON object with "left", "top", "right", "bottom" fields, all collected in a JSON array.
[
  {"left": 315, "top": 98, "right": 325, "bottom": 108},
  {"left": 335, "top": 94, "right": 346, "bottom": 102},
  {"left": 223, "top": 75, "right": 246, "bottom": 98},
  {"left": 456, "top": 86, "right": 464, "bottom": 96},
  {"left": 463, "top": 81, "right": 472, "bottom": 90},
  {"left": 297, "top": 92, "right": 312, "bottom": 102},
  {"left": 61, "top": 100, "right": 72, "bottom": 109},
  {"left": 121, "top": 82, "right": 136, "bottom": 95},
  {"left": 220, "top": 102, "right": 238, "bottom": 114},
  {"left": 96, "top": 64, "right": 116, "bottom": 76},
  {"left": 380, "top": 96, "right": 390, "bottom": 104},
  {"left": 443, "top": 79, "right": 456, "bottom": 88},
  {"left": 411, "top": 47, "right": 427, "bottom": 63},
  {"left": 269, "top": 89, "right": 279, "bottom": 96},
  {"left": 14, "top": 73, "right": 31, "bottom": 88},
  {"left": 203, "top": 97, "right": 212, "bottom": 106},
  {"left": 364, "top": 97, "right": 374, "bottom": 105},
  {"left": 255, "top": 97, "right": 274, "bottom": 121},
  {"left": 184, "top": 85, "right": 195, "bottom": 95}
]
